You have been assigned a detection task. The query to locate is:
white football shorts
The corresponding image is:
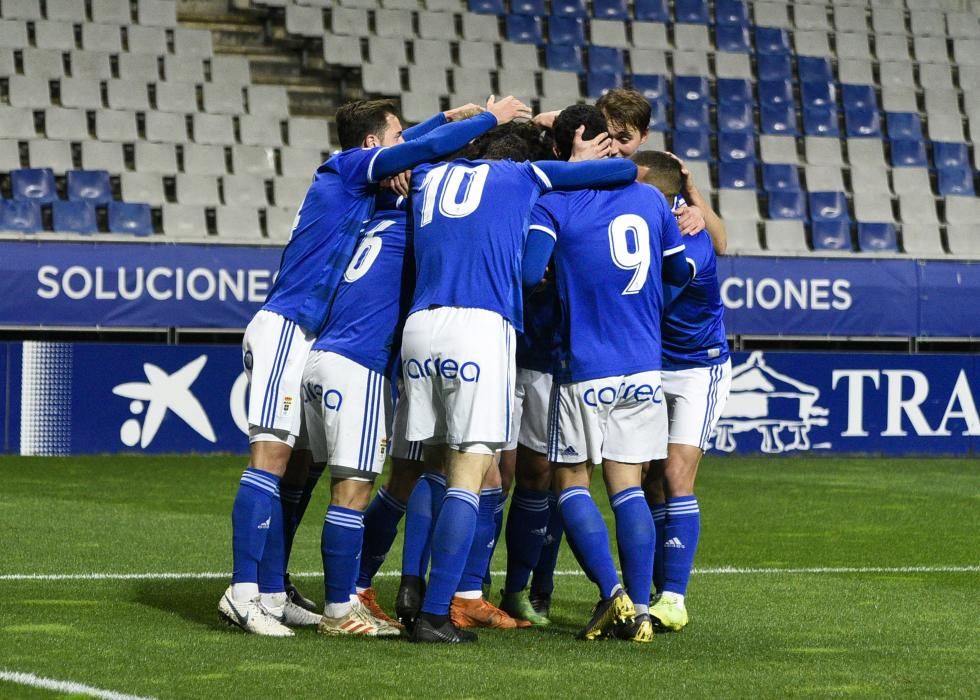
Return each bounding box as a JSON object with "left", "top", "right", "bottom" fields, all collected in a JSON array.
[
  {"left": 401, "top": 306, "right": 516, "bottom": 454},
  {"left": 662, "top": 360, "right": 732, "bottom": 451},
  {"left": 243, "top": 309, "right": 315, "bottom": 447},
  {"left": 389, "top": 382, "right": 424, "bottom": 462},
  {"left": 504, "top": 368, "right": 553, "bottom": 453},
  {"left": 302, "top": 350, "right": 391, "bottom": 480},
  {"left": 548, "top": 370, "right": 667, "bottom": 465}
]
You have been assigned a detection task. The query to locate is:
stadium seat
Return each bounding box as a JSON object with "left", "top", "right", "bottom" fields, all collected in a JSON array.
[
  {"left": 838, "top": 59, "right": 874, "bottom": 86},
  {"left": 901, "top": 224, "right": 945, "bottom": 257},
  {"left": 461, "top": 14, "right": 500, "bottom": 42},
  {"left": 803, "top": 106, "right": 840, "bottom": 137},
  {"left": 892, "top": 168, "right": 930, "bottom": 197},
  {"left": 757, "top": 53, "right": 791, "bottom": 81},
  {"left": 48, "top": 0, "right": 88, "bottom": 22},
  {"left": 762, "top": 164, "right": 801, "bottom": 192},
  {"left": 589, "top": 46, "right": 624, "bottom": 74},
  {"left": 468, "top": 0, "right": 505, "bottom": 13},
  {"left": 0, "top": 141, "right": 21, "bottom": 172},
  {"left": 854, "top": 191, "right": 894, "bottom": 223},
  {"left": 81, "top": 142, "right": 124, "bottom": 173},
  {"left": 715, "top": 24, "right": 751, "bottom": 53},
  {"left": 127, "top": 25, "right": 167, "bottom": 55},
  {"left": 92, "top": 0, "right": 131, "bottom": 24},
  {"left": 52, "top": 200, "right": 98, "bottom": 235},
  {"left": 673, "top": 50, "right": 710, "bottom": 77},
  {"left": 631, "top": 74, "right": 666, "bottom": 101},
  {"left": 138, "top": 0, "right": 177, "bottom": 28},
  {"left": 758, "top": 79, "right": 792, "bottom": 106},
  {"left": 593, "top": 0, "right": 628, "bottom": 20},
  {"left": 937, "top": 167, "right": 975, "bottom": 197},
  {"left": 947, "top": 224, "right": 980, "bottom": 257},
  {"left": 135, "top": 143, "right": 178, "bottom": 175},
  {"left": 809, "top": 191, "right": 849, "bottom": 222},
  {"left": 118, "top": 54, "right": 160, "bottom": 82},
  {"left": 725, "top": 220, "right": 763, "bottom": 253},
  {"left": 458, "top": 41, "right": 495, "bottom": 68},
  {"left": 648, "top": 99, "right": 668, "bottom": 131},
  {"left": 761, "top": 103, "right": 797, "bottom": 135},
  {"left": 96, "top": 110, "right": 139, "bottom": 142},
  {"left": 633, "top": 0, "right": 667, "bottom": 22},
  {"left": 162, "top": 204, "right": 207, "bottom": 238},
  {"left": 898, "top": 192, "right": 939, "bottom": 225},
  {"left": 765, "top": 221, "right": 808, "bottom": 254},
  {"left": 549, "top": 17, "right": 585, "bottom": 45},
  {"left": 718, "top": 79, "right": 752, "bottom": 104},
  {"left": 108, "top": 202, "right": 153, "bottom": 236},
  {"left": 223, "top": 175, "right": 268, "bottom": 208},
  {"left": 0, "top": 200, "right": 41, "bottom": 233},
  {"left": 67, "top": 170, "right": 112, "bottom": 205},
  {"left": 552, "top": 0, "right": 587, "bottom": 17},
  {"left": 176, "top": 175, "right": 221, "bottom": 207},
  {"left": 674, "top": 0, "right": 709, "bottom": 24},
  {"left": 719, "top": 191, "right": 761, "bottom": 222},
  {"left": 630, "top": 49, "right": 667, "bottom": 74},
  {"left": 858, "top": 223, "right": 898, "bottom": 252},
  {"left": 586, "top": 72, "right": 623, "bottom": 97},
  {"left": 805, "top": 165, "right": 844, "bottom": 193},
  {"left": 155, "top": 82, "right": 198, "bottom": 113},
  {"left": 768, "top": 191, "right": 807, "bottom": 220},
  {"left": 760, "top": 135, "right": 799, "bottom": 164},
  {"left": 811, "top": 221, "right": 853, "bottom": 251},
  {"left": 801, "top": 81, "right": 835, "bottom": 109},
  {"left": 715, "top": 0, "right": 748, "bottom": 26},
  {"left": 844, "top": 106, "right": 882, "bottom": 138},
  {"left": 216, "top": 206, "right": 263, "bottom": 239},
  {"left": 805, "top": 137, "right": 843, "bottom": 166},
  {"left": 274, "top": 177, "right": 310, "bottom": 209},
  {"left": 61, "top": 78, "right": 103, "bottom": 110},
  {"left": 798, "top": 56, "right": 833, "bottom": 84},
  {"left": 718, "top": 132, "right": 755, "bottom": 162},
  {"left": 671, "top": 130, "right": 710, "bottom": 160},
  {"left": 890, "top": 139, "right": 929, "bottom": 167},
  {"left": 8, "top": 76, "right": 50, "bottom": 109},
  {"left": 505, "top": 15, "right": 542, "bottom": 43},
  {"left": 28, "top": 141, "right": 72, "bottom": 173},
  {"left": 842, "top": 84, "right": 877, "bottom": 110},
  {"left": 755, "top": 27, "right": 790, "bottom": 54},
  {"left": 11, "top": 168, "right": 57, "bottom": 203},
  {"left": 717, "top": 101, "right": 753, "bottom": 133},
  {"left": 719, "top": 160, "right": 756, "bottom": 189},
  {"left": 544, "top": 45, "right": 581, "bottom": 72},
  {"left": 674, "top": 76, "right": 710, "bottom": 104},
  {"left": 932, "top": 142, "right": 969, "bottom": 169},
  {"left": 591, "top": 20, "right": 629, "bottom": 48},
  {"left": 107, "top": 80, "right": 151, "bottom": 112},
  {"left": 675, "top": 100, "right": 710, "bottom": 131},
  {"left": 194, "top": 114, "right": 236, "bottom": 146}
]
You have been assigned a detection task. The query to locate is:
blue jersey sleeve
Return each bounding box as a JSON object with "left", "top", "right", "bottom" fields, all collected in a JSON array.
[
  {"left": 402, "top": 112, "right": 447, "bottom": 140},
  {"left": 660, "top": 196, "right": 690, "bottom": 287},
  {"left": 533, "top": 158, "right": 638, "bottom": 191},
  {"left": 370, "top": 112, "right": 498, "bottom": 181},
  {"left": 523, "top": 198, "right": 563, "bottom": 287}
]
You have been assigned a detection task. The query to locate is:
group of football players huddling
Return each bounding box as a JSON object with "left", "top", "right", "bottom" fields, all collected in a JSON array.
[{"left": 217, "top": 88, "right": 731, "bottom": 644}]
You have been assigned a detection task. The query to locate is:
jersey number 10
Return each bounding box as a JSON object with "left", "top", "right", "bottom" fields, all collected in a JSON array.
[
  {"left": 608, "top": 213, "right": 651, "bottom": 295},
  {"left": 418, "top": 163, "right": 491, "bottom": 227}
]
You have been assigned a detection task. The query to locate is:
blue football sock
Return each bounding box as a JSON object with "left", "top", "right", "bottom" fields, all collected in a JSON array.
[
  {"left": 662, "top": 496, "right": 700, "bottom": 596},
  {"left": 651, "top": 503, "right": 667, "bottom": 593},
  {"left": 401, "top": 472, "right": 446, "bottom": 578},
  {"left": 483, "top": 493, "right": 506, "bottom": 586},
  {"left": 610, "top": 487, "right": 655, "bottom": 607},
  {"left": 421, "top": 488, "right": 480, "bottom": 615},
  {"left": 356, "top": 488, "right": 406, "bottom": 589},
  {"left": 557, "top": 487, "right": 620, "bottom": 599},
  {"left": 460, "top": 487, "right": 501, "bottom": 593},
  {"left": 321, "top": 505, "right": 365, "bottom": 605},
  {"left": 258, "top": 494, "right": 286, "bottom": 594},
  {"left": 503, "top": 488, "right": 551, "bottom": 594},
  {"left": 231, "top": 468, "right": 279, "bottom": 586},
  {"left": 531, "top": 493, "right": 564, "bottom": 596},
  {"left": 280, "top": 484, "right": 305, "bottom": 568}
]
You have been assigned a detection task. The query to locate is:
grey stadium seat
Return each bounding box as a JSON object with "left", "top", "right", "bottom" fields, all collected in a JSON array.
[
  {"left": 718, "top": 190, "right": 761, "bottom": 221},
  {"left": 919, "top": 63, "right": 954, "bottom": 90},
  {"left": 288, "top": 118, "right": 330, "bottom": 148},
  {"left": 325, "top": 35, "right": 365, "bottom": 66},
  {"left": 453, "top": 68, "right": 492, "bottom": 97},
  {"left": 414, "top": 39, "right": 452, "bottom": 66},
  {"left": 82, "top": 23, "right": 123, "bottom": 53},
  {"left": 332, "top": 8, "right": 370, "bottom": 36},
  {"left": 848, "top": 139, "right": 886, "bottom": 167},
  {"left": 945, "top": 197, "right": 980, "bottom": 226},
  {"left": 498, "top": 69, "right": 536, "bottom": 98},
  {"left": 223, "top": 175, "right": 268, "bottom": 207},
  {"left": 592, "top": 20, "right": 630, "bottom": 49},
  {"left": 368, "top": 37, "right": 407, "bottom": 66},
  {"left": 280, "top": 146, "right": 323, "bottom": 177},
  {"left": 946, "top": 224, "right": 980, "bottom": 257},
  {"left": 47, "top": 0, "right": 88, "bottom": 22},
  {"left": 0, "top": 140, "right": 22, "bottom": 170},
  {"left": 8, "top": 76, "right": 51, "bottom": 108},
  {"left": 881, "top": 85, "right": 917, "bottom": 112},
  {"left": 408, "top": 65, "right": 448, "bottom": 94},
  {"left": 70, "top": 51, "right": 112, "bottom": 80},
  {"left": 174, "top": 29, "right": 214, "bottom": 57},
  {"left": 164, "top": 55, "right": 205, "bottom": 83},
  {"left": 248, "top": 86, "right": 290, "bottom": 118},
  {"left": 805, "top": 137, "right": 844, "bottom": 166},
  {"left": 44, "top": 107, "right": 88, "bottom": 141},
  {"left": 879, "top": 60, "right": 915, "bottom": 88},
  {"left": 0, "top": 19, "right": 28, "bottom": 49},
  {"left": 211, "top": 56, "right": 252, "bottom": 86},
  {"left": 892, "top": 168, "right": 931, "bottom": 196},
  {"left": 184, "top": 144, "right": 228, "bottom": 176},
  {"left": 794, "top": 30, "right": 832, "bottom": 57},
  {"left": 232, "top": 145, "right": 276, "bottom": 176},
  {"left": 850, "top": 164, "right": 892, "bottom": 194},
  {"left": 631, "top": 22, "right": 669, "bottom": 49},
  {"left": 35, "top": 21, "right": 76, "bottom": 51},
  {"left": 96, "top": 110, "right": 139, "bottom": 142},
  {"left": 138, "top": 0, "right": 177, "bottom": 28},
  {"left": 23, "top": 49, "right": 64, "bottom": 78},
  {"left": 458, "top": 41, "right": 496, "bottom": 69},
  {"left": 872, "top": 7, "right": 905, "bottom": 34},
  {"left": 898, "top": 193, "right": 939, "bottom": 225},
  {"left": 145, "top": 111, "right": 188, "bottom": 143},
  {"left": 901, "top": 224, "right": 944, "bottom": 256},
  {"left": 163, "top": 204, "right": 208, "bottom": 238},
  {"left": 204, "top": 84, "right": 245, "bottom": 115},
  {"left": 193, "top": 114, "right": 235, "bottom": 146},
  {"left": 29, "top": 140, "right": 73, "bottom": 173},
  {"left": 760, "top": 135, "right": 800, "bottom": 164},
  {"left": 462, "top": 14, "right": 499, "bottom": 42},
  {"left": 914, "top": 37, "right": 949, "bottom": 64},
  {"left": 266, "top": 207, "right": 296, "bottom": 242},
  {"left": 119, "top": 54, "right": 161, "bottom": 81},
  {"left": 121, "top": 172, "right": 167, "bottom": 206},
  {"left": 838, "top": 59, "right": 874, "bottom": 85},
  {"left": 286, "top": 4, "right": 325, "bottom": 37},
  {"left": 176, "top": 174, "right": 222, "bottom": 206},
  {"left": 805, "top": 165, "right": 844, "bottom": 192},
  {"left": 0, "top": 48, "right": 16, "bottom": 76},
  {"left": 672, "top": 51, "right": 709, "bottom": 77},
  {"left": 155, "top": 82, "right": 198, "bottom": 113},
  {"left": 418, "top": 11, "right": 455, "bottom": 40},
  {"left": 2, "top": 0, "right": 42, "bottom": 20},
  {"left": 500, "top": 43, "right": 538, "bottom": 70},
  {"left": 81, "top": 141, "right": 124, "bottom": 172},
  {"left": 541, "top": 70, "right": 581, "bottom": 100},
  {"left": 216, "top": 206, "right": 263, "bottom": 240},
  {"left": 375, "top": 9, "right": 413, "bottom": 38},
  {"left": 715, "top": 52, "right": 753, "bottom": 79},
  {"left": 401, "top": 91, "right": 443, "bottom": 123},
  {"left": 725, "top": 220, "right": 764, "bottom": 253},
  {"left": 754, "top": 2, "right": 791, "bottom": 29},
  {"left": 274, "top": 177, "right": 310, "bottom": 208},
  {"left": 127, "top": 25, "right": 168, "bottom": 55},
  {"left": 834, "top": 32, "right": 871, "bottom": 60},
  {"left": 134, "top": 142, "right": 178, "bottom": 174},
  {"left": 240, "top": 115, "right": 284, "bottom": 147},
  {"left": 795, "top": 5, "right": 830, "bottom": 31},
  {"left": 875, "top": 35, "right": 911, "bottom": 62},
  {"left": 765, "top": 221, "right": 809, "bottom": 254},
  {"left": 685, "top": 161, "right": 712, "bottom": 193},
  {"left": 107, "top": 80, "right": 151, "bottom": 112},
  {"left": 630, "top": 49, "right": 667, "bottom": 74},
  {"left": 927, "top": 114, "right": 965, "bottom": 142},
  {"left": 92, "top": 0, "right": 132, "bottom": 24},
  {"left": 910, "top": 10, "right": 945, "bottom": 37},
  {"left": 853, "top": 191, "right": 894, "bottom": 222}
]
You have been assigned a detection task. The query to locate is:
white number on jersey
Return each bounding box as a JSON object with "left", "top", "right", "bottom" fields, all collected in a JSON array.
[
  {"left": 343, "top": 219, "right": 394, "bottom": 282},
  {"left": 607, "top": 214, "right": 651, "bottom": 295},
  {"left": 419, "top": 163, "right": 490, "bottom": 227}
]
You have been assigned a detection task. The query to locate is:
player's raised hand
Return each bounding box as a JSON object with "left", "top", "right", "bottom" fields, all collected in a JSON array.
[
  {"left": 569, "top": 125, "right": 613, "bottom": 161},
  {"left": 674, "top": 204, "right": 706, "bottom": 235},
  {"left": 665, "top": 150, "right": 695, "bottom": 194},
  {"left": 532, "top": 110, "right": 561, "bottom": 129},
  {"left": 381, "top": 169, "right": 412, "bottom": 197},
  {"left": 486, "top": 95, "right": 532, "bottom": 125},
  {"left": 444, "top": 103, "right": 484, "bottom": 122}
]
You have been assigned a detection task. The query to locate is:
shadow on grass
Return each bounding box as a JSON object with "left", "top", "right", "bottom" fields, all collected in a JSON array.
[{"left": 134, "top": 580, "right": 230, "bottom": 630}]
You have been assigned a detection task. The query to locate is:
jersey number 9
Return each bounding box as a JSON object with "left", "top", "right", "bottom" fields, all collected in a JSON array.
[
  {"left": 607, "top": 214, "right": 651, "bottom": 295},
  {"left": 419, "top": 163, "right": 490, "bottom": 227}
]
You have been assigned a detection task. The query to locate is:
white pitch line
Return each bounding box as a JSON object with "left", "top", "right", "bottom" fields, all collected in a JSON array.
[
  {"left": 0, "top": 565, "right": 976, "bottom": 582},
  {"left": 0, "top": 670, "right": 154, "bottom": 700}
]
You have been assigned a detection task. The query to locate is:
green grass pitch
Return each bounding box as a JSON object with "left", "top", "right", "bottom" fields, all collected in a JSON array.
[{"left": 0, "top": 455, "right": 977, "bottom": 699}]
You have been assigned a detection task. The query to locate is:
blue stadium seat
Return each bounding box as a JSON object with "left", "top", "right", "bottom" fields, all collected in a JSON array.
[
  {"left": 715, "top": 0, "right": 749, "bottom": 25},
  {"left": 675, "top": 100, "right": 710, "bottom": 130},
  {"left": 506, "top": 15, "right": 543, "bottom": 43},
  {"left": 715, "top": 25, "right": 751, "bottom": 53},
  {"left": 932, "top": 142, "right": 969, "bottom": 169},
  {"left": 586, "top": 71, "right": 622, "bottom": 97},
  {"left": 803, "top": 105, "right": 840, "bottom": 137},
  {"left": 11, "top": 168, "right": 57, "bottom": 203},
  {"left": 718, "top": 78, "right": 752, "bottom": 104},
  {"left": 937, "top": 167, "right": 976, "bottom": 196},
  {"left": 801, "top": 81, "right": 835, "bottom": 109},
  {"left": 108, "top": 202, "right": 153, "bottom": 236},
  {"left": 885, "top": 112, "right": 923, "bottom": 141},
  {"left": 52, "top": 200, "right": 97, "bottom": 234},
  {"left": 589, "top": 46, "right": 624, "bottom": 74},
  {"left": 769, "top": 191, "right": 807, "bottom": 220},
  {"left": 551, "top": 0, "right": 587, "bottom": 17},
  {"left": 760, "top": 103, "right": 797, "bottom": 135},
  {"left": 755, "top": 27, "right": 790, "bottom": 55},
  {"left": 858, "top": 223, "right": 898, "bottom": 252},
  {"left": 674, "top": 0, "right": 709, "bottom": 24},
  {"left": 469, "top": 0, "right": 505, "bottom": 14},
  {"left": 674, "top": 76, "right": 710, "bottom": 104},
  {"left": 891, "top": 139, "right": 928, "bottom": 167},
  {"left": 812, "top": 221, "right": 853, "bottom": 251},
  {"left": 759, "top": 79, "right": 792, "bottom": 106},
  {"left": 633, "top": 0, "right": 668, "bottom": 22},
  {"left": 763, "top": 164, "right": 801, "bottom": 192},
  {"left": 809, "top": 192, "right": 849, "bottom": 222},
  {"left": 648, "top": 99, "right": 668, "bottom": 131},
  {"left": 0, "top": 200, "right": 42, "bottom": 233},
  {"left": 844, "top": 106, "right": 881, "bottom": 138},
  {"left": 549, "top": 17, "right": 585, "bottom": 45},
  {"left": 718, "top": 131, "right": 756, "bottom": 162},
  {"left": 797, "top": 56, "right": 833, "bottom": 83},
  {"left": 757, "top": 53, "right": 791, "bottom": 81},
  {"left": 593, "top": 0, "right": 628, "bottom": 20},
  {"left": 632, "top": 74, "right": 666, "bottom": 101},
  {"left": 718, "top": 101, "right": 753, "bottom": 132},
  {"left": 66, "top": 170, "right": 112, "bottom": 205},
  {"left": 719, "top": 161, "right": 756, "bottom": 189},
  {"left": 841, "top": 84, "right": 877, "bottom": 110},
  {"left": 511, "top": 0, "right": 546, "bottom": 16},
  {"left": 545, "top": 45, "right": 583, "bottom": 71},
  {"left": 671, "top": 130, "right": 711, "bottom": 160}
]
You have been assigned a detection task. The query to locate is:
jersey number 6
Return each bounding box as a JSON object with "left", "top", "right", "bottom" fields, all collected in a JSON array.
[
  {"left": 608, "top": 213, "right": 651, "bottom": 295},
  {"left": 419, "top": 163, "right": 491, "bottom": 227},
  {"left": 344, "top": 219, "right": 394, "bottom": 282}
]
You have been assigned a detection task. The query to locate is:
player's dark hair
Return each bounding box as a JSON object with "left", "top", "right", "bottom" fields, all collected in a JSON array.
[
  {"left": 481, "top": 133, "right": 531, "bottom": 161},
  {"left": 632, "top": 151, "right": 683, "bottom": 201},
  {"left": 468, "top": 122, "right": 552, "bottom": 162},
  {"left": 596, "top": 89, "right": 651, "bottom": 137},
  {"left": 553, "top": 105, "right": 607, "bottom": 161},
  {"left": 335, "top": 99, "right": 400, "bottom": 150}
]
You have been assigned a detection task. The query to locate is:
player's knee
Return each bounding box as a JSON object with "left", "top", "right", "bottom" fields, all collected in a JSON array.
[
  {"left": 385, "top": 457, "right": 424, "bottom": 502},
  {"left": 515, "top": 447, "right": 552, "bottom": 490},
  {"left": 552, "top": 461, "right": 589, "bottom": 490},
  {"left": 663, "top": 446, "right": 701, "bottom": 494},
  {"left": 248, "top": 439, "right": 293, "bottom": 475},
  {"left": 330, "top": 475, "right": 374, "bottom": 511}
]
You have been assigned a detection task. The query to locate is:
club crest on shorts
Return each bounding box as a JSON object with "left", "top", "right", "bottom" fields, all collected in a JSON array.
[{"left": 280, "top": 395, "right": 294, "bottom": 416}]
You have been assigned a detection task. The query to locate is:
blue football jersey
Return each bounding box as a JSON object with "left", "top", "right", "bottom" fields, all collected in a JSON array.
[
  {"left": 408, "top": 159, "right": 552, "bottom": 330},
  {"left": 530, "top": 182, "right": 685, "bottom": 382},
  {"left": 312, "top": 194, "right": 413, "bottom": 376},
  {"left": 516, "top": 281, "right": 561, "bottom": 374},
  {"left": 662, "top": 230, "right": 729, "bottom": 370}
]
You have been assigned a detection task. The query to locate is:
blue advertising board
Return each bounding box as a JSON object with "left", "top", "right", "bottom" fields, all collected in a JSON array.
[
  {"left": 916, "top": 260, "right": 980, "bottom": 337},
  {"left": 2, "top": 342, "right": 977, "bottom": 456}
]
